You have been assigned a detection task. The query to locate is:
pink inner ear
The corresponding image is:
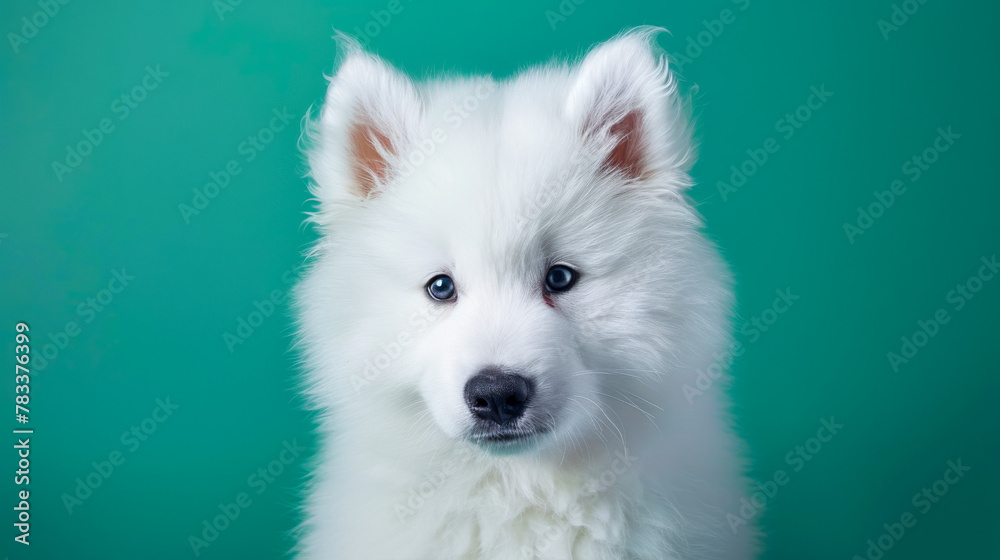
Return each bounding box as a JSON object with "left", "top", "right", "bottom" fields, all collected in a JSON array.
[
  {"left": 349, "top": 121, "right": 394, "bottom": 198},
  {"left": 604, "top": 110, "right": 645, "bottom": 179}
]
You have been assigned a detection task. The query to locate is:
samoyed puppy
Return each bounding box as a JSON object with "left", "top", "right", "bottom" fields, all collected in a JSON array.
[{"left": 293, "top": 27, "right": 757, "bottom": 560}]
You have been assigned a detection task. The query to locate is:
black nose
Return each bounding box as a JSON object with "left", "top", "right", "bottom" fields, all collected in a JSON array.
[{"left": 464, "top": 369, "right": 534, "bottom": 425}]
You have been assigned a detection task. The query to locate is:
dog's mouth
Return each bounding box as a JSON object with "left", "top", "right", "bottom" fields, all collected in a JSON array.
[{"left": 469, "top": 425, "right": 550, "bottom": 452}]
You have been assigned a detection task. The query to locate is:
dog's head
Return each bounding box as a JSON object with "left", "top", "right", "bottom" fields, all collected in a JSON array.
[{"left": 296, "top": 29, "right": 730, "bottom": 456}]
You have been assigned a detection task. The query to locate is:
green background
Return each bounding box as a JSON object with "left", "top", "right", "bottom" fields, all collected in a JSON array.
[{"left": 2, "top": 0, "right": 998, "bottom": 558}]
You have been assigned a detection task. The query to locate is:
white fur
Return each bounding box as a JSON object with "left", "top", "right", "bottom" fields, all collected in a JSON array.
[{"left": 293, "top": 28, "right": 758, "bottom": 560}]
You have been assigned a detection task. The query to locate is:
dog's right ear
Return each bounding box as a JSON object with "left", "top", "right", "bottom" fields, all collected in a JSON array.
[
  {"left": 566, "top": 28, "right": 692, "bottom": 186},
  {"left": 307, "top": 39, "right": 421, "bottom": 210}
]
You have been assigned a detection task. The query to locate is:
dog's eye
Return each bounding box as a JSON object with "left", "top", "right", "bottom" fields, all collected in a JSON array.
[
  {"left": 544, "top": 265, "right": 577, "bottom": 293},
  {"left": 427, "top": 275, "right": 456, "bottom": 301}
]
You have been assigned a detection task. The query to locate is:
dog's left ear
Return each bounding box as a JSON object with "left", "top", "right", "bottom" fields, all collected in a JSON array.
[
  {"left": 307, "top": 37, "right": 422, "bottom": 218},
  {"left": 567, "top": 28, "right": 692, "bottom": 183}
]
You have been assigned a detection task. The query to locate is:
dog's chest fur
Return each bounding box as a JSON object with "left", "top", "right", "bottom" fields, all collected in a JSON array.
[{"left": 329, "top": 443, "right": 675, "bottom": 560}]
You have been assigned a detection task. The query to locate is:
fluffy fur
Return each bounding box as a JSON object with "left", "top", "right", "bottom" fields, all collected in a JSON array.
[{"left": 293, "top": 28, "right": 757, "bottom": 560}]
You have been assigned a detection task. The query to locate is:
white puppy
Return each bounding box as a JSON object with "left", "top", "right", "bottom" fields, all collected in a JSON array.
[{"left": 293, "top": 27, "right": 757, "bottom": 560}]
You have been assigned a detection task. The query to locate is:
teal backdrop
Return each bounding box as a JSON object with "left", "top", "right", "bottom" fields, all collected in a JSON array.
[{"left": 2, "top": 0, "right": 998, "bottom": 558}]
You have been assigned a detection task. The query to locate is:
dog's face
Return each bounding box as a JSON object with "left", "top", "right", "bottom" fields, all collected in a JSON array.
[{"left": 297, "top": 30, "right": 727, "bottom": 456}]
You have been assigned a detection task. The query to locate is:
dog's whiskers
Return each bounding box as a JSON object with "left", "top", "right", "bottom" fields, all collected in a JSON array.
[
  {"left": 576, "top": 394, "right": 628, "bottom": 451},
  {"left": 593, "top": 390, "right": 657, "bottom": 423},
  {"left": 567, "top": 369, "right": 647, "bottom": 382}
]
